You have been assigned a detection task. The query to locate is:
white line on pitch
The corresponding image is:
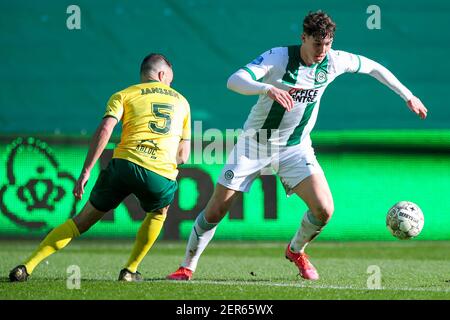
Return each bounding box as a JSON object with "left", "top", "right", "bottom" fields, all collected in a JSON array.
[{"left": 160, "top": 280, "right": 450, "bottom": 293}]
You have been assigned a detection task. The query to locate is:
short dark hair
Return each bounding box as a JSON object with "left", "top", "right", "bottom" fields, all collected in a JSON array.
[
  {"left": 303, "top": 10, "right": 336, "bottom": 39},
  {"left": 140, "top": 53, "right": 172, "bottom": 77}
]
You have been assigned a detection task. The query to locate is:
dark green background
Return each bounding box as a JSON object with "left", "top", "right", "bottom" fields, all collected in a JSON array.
[{"left": 1, "top": 0, "right": 449, "bottom": 133}]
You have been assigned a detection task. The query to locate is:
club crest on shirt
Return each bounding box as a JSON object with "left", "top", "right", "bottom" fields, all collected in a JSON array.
[{"left": 315, "top": 70, "right": 327, "bottom": 84}]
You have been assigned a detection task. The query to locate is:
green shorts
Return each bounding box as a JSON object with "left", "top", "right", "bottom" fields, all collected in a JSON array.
[{"left": 89, "top": 158, "right": 178, "bottom": 212}]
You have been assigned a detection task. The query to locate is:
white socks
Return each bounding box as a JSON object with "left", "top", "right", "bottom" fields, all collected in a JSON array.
[
  {"left": 290, "top": 210, "right": 326, "bottom": 253},
  {"left": 181, "top": 210, "right": 325, "bottom": 271},
  {"left": 181, "top": 211, "right": 218, "bottom": 272}
]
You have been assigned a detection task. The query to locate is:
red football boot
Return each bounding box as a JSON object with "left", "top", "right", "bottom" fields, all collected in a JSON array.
[
  {"left": 285, "top": 245, "right": 319, "bottom": 280},
  {"left": 166, "top": 266, "right": 193, "bottom": 281}
]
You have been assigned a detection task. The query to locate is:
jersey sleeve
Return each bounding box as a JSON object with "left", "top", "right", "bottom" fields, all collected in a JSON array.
[
  {"left": 241, "top": 48, "right": 279, "bottom": 80},
  {"left": 332, "top": 50, "right": 362, "bottom": 76},
  {"left": 104, "top": 92, "right": 124, "bottom": 122},
  {"left": 181, "top": 101, "right": 191, "bottom": 140}
]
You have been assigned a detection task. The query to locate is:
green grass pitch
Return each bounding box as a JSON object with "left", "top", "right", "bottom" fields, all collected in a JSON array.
[{"left": 0, "top": 240, "right": 449, "bottom": 300}]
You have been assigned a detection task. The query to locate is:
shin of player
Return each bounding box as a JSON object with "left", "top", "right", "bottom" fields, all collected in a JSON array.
[
  {"left": 289, "top": 173, "right": 333, "bottom": 254},
  {"left": 168, "top": 185, "right": 239, "bottom": 280}
]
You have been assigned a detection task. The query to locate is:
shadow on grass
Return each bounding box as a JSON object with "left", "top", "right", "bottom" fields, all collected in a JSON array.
[
  {"left": 1, "top": 275, "right": 295, "bottom": 284},
  {"left": 145, "top": 277, "right": 293, "bottom": 283}
]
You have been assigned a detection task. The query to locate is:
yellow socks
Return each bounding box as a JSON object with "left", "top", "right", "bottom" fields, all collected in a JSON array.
[
  {"left": 24, "top": 219, "right": 80, "bottom": 274},
  {"left": 125, "top": 212, "right": 166, "bottom": 273},
  {"left": 23, "top": 212, "right": 165, "bottom": 275}
]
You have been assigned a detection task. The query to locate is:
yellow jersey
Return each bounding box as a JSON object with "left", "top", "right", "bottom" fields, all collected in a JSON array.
[{"left": 104, "top": 81, "right": 191, "bottom": 180}]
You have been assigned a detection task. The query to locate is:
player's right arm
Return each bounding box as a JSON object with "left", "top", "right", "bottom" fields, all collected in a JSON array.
[
  {"left": 73, "top": 92, "right": 123, "bottom": 200},
  {"left": 227, "top": 49, "right": 294, "bottom": 111},
  {"left": 73, "top": 117, "right": 117, "bottom": 200}
]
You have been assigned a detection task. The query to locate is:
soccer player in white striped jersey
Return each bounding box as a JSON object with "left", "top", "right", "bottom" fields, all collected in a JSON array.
[{"left": 167, "top": 10, "right": 428, "bottom": 281}]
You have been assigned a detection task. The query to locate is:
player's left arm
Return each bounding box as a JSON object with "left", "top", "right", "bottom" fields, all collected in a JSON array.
[
  {"left": 177, "top": 139, "right": 190, "bottom": 165},
  {"left": 358, "top": 56, "right": 428, "bottom": 119},
  {"left": 177, "top": 102, "right": 191, "bottom": 165},
  {"left": 73, "top": 117, "right": 118, "bottom": 200}
]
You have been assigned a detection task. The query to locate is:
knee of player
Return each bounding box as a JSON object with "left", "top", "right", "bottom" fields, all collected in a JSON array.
[
  {"left": 148, "top": 210, "right": 167, "bottom": 221},
  {"left": 153, "top": 204, "right": 169, "bottom": 215}
]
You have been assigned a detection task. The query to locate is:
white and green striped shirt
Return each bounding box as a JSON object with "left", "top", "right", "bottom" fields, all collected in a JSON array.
[{"left": 230, "top": 46, "right": 412, "bottom": 147}]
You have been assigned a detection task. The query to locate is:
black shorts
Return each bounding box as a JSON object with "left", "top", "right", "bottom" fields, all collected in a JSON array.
[{"left": 89, "top": 158, "right": 178, "bottom": 212}]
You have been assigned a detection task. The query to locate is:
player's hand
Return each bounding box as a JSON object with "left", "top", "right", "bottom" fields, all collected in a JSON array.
[
  {"left": 407, "top": 96, "right": 428, "bottom": 119},
  {"left": 267, "top": 87, "right": 294, "bottom": 111},
  {"left": 73, "top": 171, "right": 90, "bottom": 200}
]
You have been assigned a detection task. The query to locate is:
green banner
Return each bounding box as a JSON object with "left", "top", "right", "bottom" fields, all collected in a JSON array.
[{"left": 0, "top": 136, "right": 449, "bottom": 240}]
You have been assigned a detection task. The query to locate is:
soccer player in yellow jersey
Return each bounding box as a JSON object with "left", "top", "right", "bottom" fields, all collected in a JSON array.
[{"left": 9, "top": 53, "right": 191, "bottom": 282}]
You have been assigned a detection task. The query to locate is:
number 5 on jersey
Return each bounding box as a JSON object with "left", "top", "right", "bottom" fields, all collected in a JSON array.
[{"left": 148, "top": 103, "right": 173, "bottom": 134}]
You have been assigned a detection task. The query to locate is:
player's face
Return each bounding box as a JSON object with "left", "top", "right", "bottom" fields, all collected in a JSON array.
[{"left": 302, "top": 34, "right": 333, "bottom": 63}]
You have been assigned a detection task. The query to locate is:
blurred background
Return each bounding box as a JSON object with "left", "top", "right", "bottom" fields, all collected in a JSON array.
[{"left": 1, "top": 0, "right": 449, "bottom": 241}]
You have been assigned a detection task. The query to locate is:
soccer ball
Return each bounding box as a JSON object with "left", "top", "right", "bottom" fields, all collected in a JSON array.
[{"left": 386, "top": 201, "right": 424, "bottom": 240}]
